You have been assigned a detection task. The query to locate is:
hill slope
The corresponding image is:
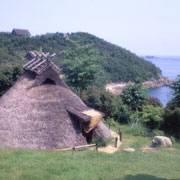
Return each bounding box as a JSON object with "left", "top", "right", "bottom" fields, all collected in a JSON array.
[{"left": 0, "top": 32, "right": 161, "bottom": 84}]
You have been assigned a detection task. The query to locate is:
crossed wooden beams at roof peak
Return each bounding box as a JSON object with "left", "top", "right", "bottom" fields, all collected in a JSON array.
[
  {"left": 23, "top": 51, "right": 59, "bottom": 74},
  {"left": 29, "top": 51, "right": 56, "bottom": 59}
]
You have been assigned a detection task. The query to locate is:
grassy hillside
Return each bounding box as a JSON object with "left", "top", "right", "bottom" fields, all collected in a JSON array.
[
  {"left": 0, "top": 32, "right": 161, "bottom": 85},
  {"left": 0, "top": 125, "right": 179, "bottom": 180}
]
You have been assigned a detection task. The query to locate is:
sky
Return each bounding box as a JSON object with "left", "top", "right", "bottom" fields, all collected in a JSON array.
[{"left": 1, "top": 0, "right": 180, "bottom": 56}]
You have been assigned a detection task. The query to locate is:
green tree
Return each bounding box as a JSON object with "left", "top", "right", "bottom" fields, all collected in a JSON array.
[
  {"left": 81, "top": 87, "right": 117, "bottom": 118},
  {"left": 81, "top": 87, "right": 130, "bottom": 122},
  {"left": 120, "top": 78, "right": 147, "bottom": 124},
  {"left": 0, "top": 65, "right": 23, "bottom": 96},
  {"left": 164, "top": 75, "right": 180, "bottom": 139},
  {"left": 0, "top": 32, "right": 161, "bottom": 85},
  {"left": 163, "top": 108, "right": 180, "bottom": 139},
  {"left": 171, "top": 75, "right": 180, "bottom": 108},
  {"left": 146, "top": 96, "right": 163, "bottom": 107},
  {"left": 62, "top": 57, "right": 99, "bottom": 95},
  {"left": 139, "top": 105, "right": 163, "bottom": 130}
]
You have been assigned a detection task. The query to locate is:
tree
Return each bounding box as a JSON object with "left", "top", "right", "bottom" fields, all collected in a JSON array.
[
  {"left": 81, "top": 86, "right": 130, "bottom": 123},
  {"left": 120, "top": 78, "right": 147, "bottom": 124},
  {"left": 62, "top": 57, "right": 99, "bottom": 95},
  {"left": 171, "top": 75, "right": 180, "bottom": 108},
  {"left": 164, "top": 75, "right": 180, "bottom": 139},
  {"left": 163, "top": 108, "right": 180, "bottom": 139},
  {"left": 81, "top": 87, "right": 117, "bottom": 118},
  {"left": 146, "top": 96, "right": 163, "bottom": 107},
  {"left": 139, "top": 105, "right": 163, "bottom": 130},
  {"left": 0, "top": 65, "right": 23, "bottom": 96},
  {"left": 0, "top": 32, "right": 161, "bottom": 85}
]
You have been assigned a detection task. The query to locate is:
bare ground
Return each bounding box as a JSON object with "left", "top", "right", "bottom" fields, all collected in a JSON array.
[{"left": 98, "top": 130, "right": 121, "bottom": 154}]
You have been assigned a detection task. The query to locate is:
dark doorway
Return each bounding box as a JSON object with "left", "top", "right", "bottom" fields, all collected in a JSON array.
[
  {"left": 84, "top": 130, "right": 94, "bottom": 143},
  {"left": 42, "top": 78, "right": 56, "bottom": 85},
  {"left": 69, "top": 113, "right": 94, "bottom": 143}
]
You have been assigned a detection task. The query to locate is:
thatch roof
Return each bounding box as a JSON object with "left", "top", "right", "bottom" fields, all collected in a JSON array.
[
  {"left": 11, "top": 28, "right": 31, "bottom": 36},
  {"left": 95, "top": 121, "right": 111, "bottom": 140},
  {"left": 0, "top": 51, "right": 110, "bottom": 150},
  {"left": 82, "top": 110, "right": 103, "bottom": 133}
]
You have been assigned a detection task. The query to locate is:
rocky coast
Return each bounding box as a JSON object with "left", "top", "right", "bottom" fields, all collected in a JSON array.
[{"left": 105, "top": 76, "right": 173, "bottom": 95}]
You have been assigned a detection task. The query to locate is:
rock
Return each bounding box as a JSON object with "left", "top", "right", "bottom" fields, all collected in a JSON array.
[
  {"left": 124, "top": 148, "right": 135, "bottom": 152},
  {"left": 105, "top": 76, "right": 173, "bottom": 95},
  {"left": 152, "top": 136, "right": 172, "bottom": 147}
]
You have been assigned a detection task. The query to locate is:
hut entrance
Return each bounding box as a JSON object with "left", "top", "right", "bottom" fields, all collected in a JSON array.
[
  {"left": 83, "top": 129, "right": 94, "bottom": 143},
  {"left": 70, "top": 116, "right": 94, "bottom": 143},
  {"left": 42, "top": 78, "right": 56, "bottom": 85},
  {"left": 68, "top": 109, "right": 99, "bottom": 144}
]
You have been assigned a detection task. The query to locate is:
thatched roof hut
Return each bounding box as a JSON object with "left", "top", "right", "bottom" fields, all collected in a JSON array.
[
  {"left": 0, "top": 52, "right": 110, "bottom": 150},
  {"left": 11, "top": 29, "right": 31, "bottom": 36}
]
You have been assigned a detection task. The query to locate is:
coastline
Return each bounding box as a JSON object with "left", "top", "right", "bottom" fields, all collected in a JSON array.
[{"left": 105, "top": 76, "right": 173, "bottom": 95}]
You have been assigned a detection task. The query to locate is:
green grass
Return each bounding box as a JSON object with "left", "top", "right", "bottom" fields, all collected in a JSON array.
[{"left": 0, "top": 126, "right": 180, "bottom": 180}]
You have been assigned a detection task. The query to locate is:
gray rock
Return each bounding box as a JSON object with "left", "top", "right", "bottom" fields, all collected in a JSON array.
[{"left": 152, "top": 136, "right": 172, "bottom": 147}]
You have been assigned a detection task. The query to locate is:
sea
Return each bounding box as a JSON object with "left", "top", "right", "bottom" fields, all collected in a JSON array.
[{"left": 143, "top": 56, "right": 180, "bottom": 107}]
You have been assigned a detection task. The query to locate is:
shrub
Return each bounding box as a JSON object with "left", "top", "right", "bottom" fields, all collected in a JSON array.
[
  {"left": 146, "top": 96, "right": 163, "bottom": 107},
  {"left": 81, "top": 87, "right": 117, "bottom": 118},
  {"left": 139, "top": 105, "right": 164, "bottom": 130},
  {"left": 126, "top": 124, "right": 148, "bottom": 137},
  {"left": 81, "top": 87, "right": 130, "bottom": 123},
  {"left": 93, "top": 138, "right": 107, "bottom": 147},
  {"left": 170, "top": 136, "right": 176, "bottom": 144},
  {"left": 151, "top": 129, "right": 165, "bottom": 136},
  {"left": 120, "top": 79, "right": 148, "bottom": 124},
  {"left": 166, "top": 99, "right": 177, "bottom": 110},
  {"left": 163, "top": 108, "right": 180, "bottom": 139},
  {"left": 170, "top": 75, "right": 180, "bottom": 108},
  {"left": 114, "top": 96, "right": 130, "bottom": 124}
]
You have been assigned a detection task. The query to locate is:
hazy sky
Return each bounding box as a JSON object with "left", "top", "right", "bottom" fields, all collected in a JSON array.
[{"left": 1, "top": 0, "right": 180, "bottom": 55}]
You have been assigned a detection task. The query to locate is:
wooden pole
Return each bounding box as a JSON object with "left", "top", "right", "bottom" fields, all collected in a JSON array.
[
  {"left": 55, "top": 144, "right": 96, "bottom": 151},
  {"left": 120, "top": 132, "right": 122, "bottom": 142},
  {"left": 96, "top": 144, "right": 98, "bottom": 151},
  {"left": 108, "top": 123, "right": 110, "bottom": 129},
  {"left": 118, "top": 128, "right": 120, "bottom": 141},
  {"left": 114, "top": 137, "right": 118, "bottom": 148}
]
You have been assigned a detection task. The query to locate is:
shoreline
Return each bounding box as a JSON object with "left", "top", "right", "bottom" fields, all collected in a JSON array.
[{"left": 105, "top": 77, "right": 173, "bottom": 95}]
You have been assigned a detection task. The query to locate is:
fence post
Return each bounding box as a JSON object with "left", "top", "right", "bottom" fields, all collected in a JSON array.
[
  {"left": 118, "top": 128, "right": 120, "bottom": 141},
  {"left": 114, "top": 137, "right": 118, "bottom": 148},
  {"left": 108, "top": 123, "right": 110, "bottom": 129},
  {"left": 96, "top": 144, "right": 98, "bottom": 151},
  {"left": 120, "top": 132, "right": 122, "bottom": 142}
]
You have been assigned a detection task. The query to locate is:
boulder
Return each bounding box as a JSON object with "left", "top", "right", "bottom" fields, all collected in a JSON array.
[{"left": 152, "top": 136, "right": 172, "bottom": 147}]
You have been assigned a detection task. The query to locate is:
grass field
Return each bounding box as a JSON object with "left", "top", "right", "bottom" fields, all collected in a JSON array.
[{"left": 0, "top": 126, "right": 180, "bottom": 180}]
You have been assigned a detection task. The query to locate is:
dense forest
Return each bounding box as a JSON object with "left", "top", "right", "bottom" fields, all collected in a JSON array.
[{"left": 0, "top": 32, "right": 161, "bottom": 85}]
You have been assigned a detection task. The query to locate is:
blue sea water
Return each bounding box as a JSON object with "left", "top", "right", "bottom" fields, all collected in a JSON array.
[{"left": 143, "top": 56, "right": 180, "bottom": 107}]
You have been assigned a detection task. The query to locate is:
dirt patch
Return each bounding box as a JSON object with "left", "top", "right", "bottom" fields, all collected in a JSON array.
[
  {"left": 98, "top": 130, "right": 121, "bottom": 154},
  {"left": 141, "top": 146, "right": 157, "bottom": 152},
  {"left": 141, "top": 146, "right": 176, "bottom": 152}
]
